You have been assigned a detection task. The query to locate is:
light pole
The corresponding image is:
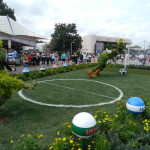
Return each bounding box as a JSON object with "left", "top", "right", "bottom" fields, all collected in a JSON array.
[{"left": 71, "top": 42, "right": 75, "bottom": 55}]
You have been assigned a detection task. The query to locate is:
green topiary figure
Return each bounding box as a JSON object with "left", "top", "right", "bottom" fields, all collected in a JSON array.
[
  {"left": 88, "top": 39, "right": 125, "bottom": 78},
  {"left": 0, "top": 40, "right": 37, "bottom": 107}
]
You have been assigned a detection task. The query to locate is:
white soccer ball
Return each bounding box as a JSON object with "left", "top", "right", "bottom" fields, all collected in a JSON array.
[{"left": 119, "top": 68, "right": 127, "bottom": 75}]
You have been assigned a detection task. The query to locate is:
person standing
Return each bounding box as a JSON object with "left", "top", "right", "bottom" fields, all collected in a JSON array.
[
  {"left": 61, "top": 52, "right": 67, "bottom": 64},
  {"left": 8, "top": 49, "right": 16, "bottom": 71},
  {"left": 41, "top": 52, "right": 46, "bottom": 65},
  {"left": 46, "top": 51, "right": 50, "bottom": 66},
  {"left": 54, "top": 51, "right": 59, "bottom": 64},
  {"left": 78, "top": 52, "right": 83, "bottom": 64},
  {"left": 32, "top": 51, "right": 36, "bottom": 66},
  {"left": 66, "top": 51, "right": 71, "bottom": 64},
  {"left": 51, "top": 52, "right": 55, "bottom": 64}
]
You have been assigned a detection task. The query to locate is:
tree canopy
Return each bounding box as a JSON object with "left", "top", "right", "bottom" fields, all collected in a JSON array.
[
  {"left": 50, "top": 23, "right": 82, "bottom": 53},
  {"left": 0, "top": 0, "right": 16, "bottom": 21}
]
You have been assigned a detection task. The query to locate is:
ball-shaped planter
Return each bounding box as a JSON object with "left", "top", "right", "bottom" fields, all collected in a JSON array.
[
  {"left": 72, "top": 62, "right": 76, "bottom": 65},
  {"left": 23, "top": 68, "right": 29, "bottom": 73},
  {"left": 63, "top": 63, "right": 68, "bottom": 67},
  {"left": 126, "top": 97, "right": 145, "bottom": 114},
  {"left": 52, "top": 64, "right": 58, "bottom": 68},
  {"left": 72, "top": 112, "right": 97, "bottom": 139},
  {"left": 39, "top": 66, "right": 46, "bottom": 71}
]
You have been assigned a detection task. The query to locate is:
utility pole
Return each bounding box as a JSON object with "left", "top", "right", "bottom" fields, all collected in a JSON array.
[{"left": 144, "top": 40, "right": 145, "bottom": 50}]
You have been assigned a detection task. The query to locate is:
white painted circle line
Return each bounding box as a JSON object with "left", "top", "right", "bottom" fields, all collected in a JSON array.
[{"left": 18, "top": 79, "right": 124, "bottom": 108}]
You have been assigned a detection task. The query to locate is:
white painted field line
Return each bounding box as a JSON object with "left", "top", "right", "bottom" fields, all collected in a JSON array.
[
  {"left": 18, "top": 79, "right": 124, "bottom": 108},
  {"left": 41, "top": 82, "right": 116, "bottom": 99}
]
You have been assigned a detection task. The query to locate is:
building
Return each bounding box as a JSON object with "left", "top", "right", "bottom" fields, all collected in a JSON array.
[
  {"left": 81, "top": 34, "right": 132, "bottom": 54},
  {"left": 0, "top": 15, "right": 46, "bottom": 50}
]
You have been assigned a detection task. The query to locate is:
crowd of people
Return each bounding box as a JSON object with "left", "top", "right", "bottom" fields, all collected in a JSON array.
[
  {"left": 6, "top": 49, "right": 97, "bottom": 71},
  {"left": 6, "top": 48, "right": 150, "bottom": 72},
  {"left": 22, "top": 50, "right": 95, "bottom": 66}
]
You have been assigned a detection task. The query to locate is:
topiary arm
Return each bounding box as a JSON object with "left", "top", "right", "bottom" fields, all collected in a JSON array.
[{"left": 0, "top": 70, "right": 37, "bottom": 106}]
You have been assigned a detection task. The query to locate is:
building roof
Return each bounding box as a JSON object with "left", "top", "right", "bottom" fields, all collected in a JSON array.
[
  {"left": 82, "top": 34, "right": 132, "bottom": 44},
  {"left": 0, "top": 16, "right": 46, "bottom": 40}
]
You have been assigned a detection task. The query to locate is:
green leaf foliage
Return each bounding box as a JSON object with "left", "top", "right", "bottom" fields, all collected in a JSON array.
[
  {"left": 0, "top": 0, "right": 16, "bottom": 20},
  {"left": 0, "top": 70, "right": 24, "bottom": 106},
  {"left": 50, "top": 23, "right": 82, "bottom": 52}
]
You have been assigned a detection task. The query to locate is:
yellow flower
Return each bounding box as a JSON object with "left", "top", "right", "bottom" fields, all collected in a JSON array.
[
  {"left": 132, "top": 144, "right": 136, "bottom": 147},
  {"left": 27, "top": 134, "right": 32, "bottom": 137},
  {"left": 37, "top": 135, "right": 44, "bottom": 138},
  {"left": 106, "top": 115, "right": 108, "bottom": 117},
  {"left": 63, "top": 137, "right": 66, "bottom": 141},
  {"left": 64, "top": 122, "right": 69, "bottom": 126},
  {"left": 115, "top": 115, "right": 118, "bottom": 118},
  {"left": 21, "top": 134, "right": 25, "bottom": 138},
  {"left": 10, "top": 140, "right": 13, "bottom": 143},
  {"left": 94, "top": 115, "right": 97, "bottom": 118},
  {"left": 78, "top": 148, "right": 82, "bottom": 150},
  {"left": 98, "top": 121, "right": 101, "bottom": 123},
  {"left": 57, "top": 131, "right": 60, "bottom": 136},
  {"left": 91, "top": 141, "right": 95, "bottom": 143},
  {"left": 70, "top": 140, "right": 73, "bottom": 143},
  {"left": 49, "top": 146, "right": 53, "bottom": 149},
  {"left": 88, "top": 145, "right": 91, "bottom": 147},
  {"left": 68, "top": 125, "right": 71, "bottom": 128},
  {"left": 69, "top": 136, "right": 73, "bottom": 139}
]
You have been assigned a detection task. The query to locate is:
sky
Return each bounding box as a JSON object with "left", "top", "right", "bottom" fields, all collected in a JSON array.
[{"left": 3, "top": 0, "right": 150, "bottom": 48}]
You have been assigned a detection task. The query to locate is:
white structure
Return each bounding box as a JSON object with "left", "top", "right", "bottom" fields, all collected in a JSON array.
[
  {"left": 81, "top": 34, "right": 132, "bottom": 54},
  {"left": 0, "top": 16, "right": 46, "bottom": 48}
]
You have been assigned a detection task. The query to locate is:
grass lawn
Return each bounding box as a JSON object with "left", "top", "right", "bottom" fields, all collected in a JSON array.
[{"left": 0, "top": 68, "right": 150, "bottom": 149}]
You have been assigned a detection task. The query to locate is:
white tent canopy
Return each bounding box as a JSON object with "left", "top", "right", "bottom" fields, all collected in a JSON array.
[
  {"left": 0, "top": 16, "right": 46, "bottom": 47},
  {"left": 0, "top": 15, "right": 45, "bottom": 39}
]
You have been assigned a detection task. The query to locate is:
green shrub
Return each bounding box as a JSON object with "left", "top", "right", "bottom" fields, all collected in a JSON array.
[
  {"left": 128, "top": 65, "right": 150, "bottom": 70},
  {"left": 0, "top": 70, "right": 24, "bottom": 106}
]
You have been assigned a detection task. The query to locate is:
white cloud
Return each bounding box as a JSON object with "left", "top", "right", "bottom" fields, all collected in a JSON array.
[{"left": 3, "top": 0, "right": 150, "bottom": 47}]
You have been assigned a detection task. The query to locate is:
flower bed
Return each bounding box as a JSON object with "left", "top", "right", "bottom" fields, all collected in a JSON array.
[{"left": 10, "top": 100, "right": 150, "bottom": 150}]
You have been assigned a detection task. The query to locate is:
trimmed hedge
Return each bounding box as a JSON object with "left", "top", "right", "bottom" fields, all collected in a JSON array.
[
  {"left": 106, "top": 63, "right": 150, "bottom": 70},
  {"left": 14, "top": 63, "right": 98, "bottom": 81}
]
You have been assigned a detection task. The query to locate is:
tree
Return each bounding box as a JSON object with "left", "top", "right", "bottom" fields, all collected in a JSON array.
[
  {"left": 50, "top": 23, "right": 82, "bottom": 53},
  {"left": 0, "top": 0, "right": 16, "bottom": 21}
]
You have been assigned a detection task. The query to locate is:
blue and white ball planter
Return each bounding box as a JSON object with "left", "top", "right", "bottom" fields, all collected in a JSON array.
[
  {"left": 63, "top": 63, "right": 68, "bottom": 67},
  {"left": 23, "top": 68, "right": 29, "bottom": 73},
  {"left": 126, "top": 97, "right": 145, "bottom": 114}
]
